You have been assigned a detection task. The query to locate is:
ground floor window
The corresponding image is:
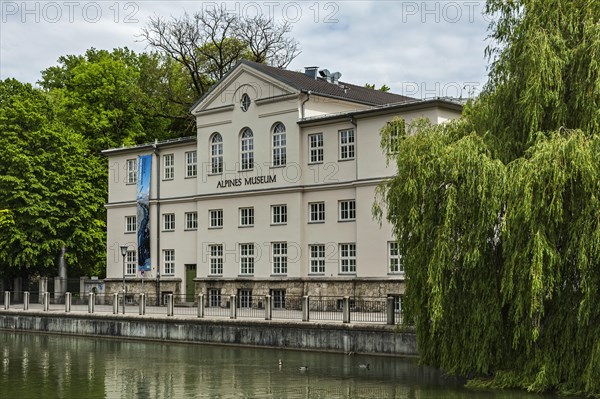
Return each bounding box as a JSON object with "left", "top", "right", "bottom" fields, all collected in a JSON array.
[
  {"left": 238, "top": 289, "right": 252, "bottom": 308},
  {"left": 270, "top": 289, "right": 286, "bottom": 309},
  {"left": 208, "top": 288, "right": 221, "bottom": 307},
  {"left": 309, "top": 244, "right": 325, "bottom": 274},
  {"left": 126, "top": 250, "right": 136, "bottom": 275}
]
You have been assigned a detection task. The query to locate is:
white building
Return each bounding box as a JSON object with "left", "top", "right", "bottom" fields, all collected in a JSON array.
[{"left": 103, "top": 60, "right": 462, "bottom": 305}]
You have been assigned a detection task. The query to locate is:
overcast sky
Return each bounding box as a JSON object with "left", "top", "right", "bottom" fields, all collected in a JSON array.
[{"left": 0, "top": 1, "right": 491, "bottom": 99}]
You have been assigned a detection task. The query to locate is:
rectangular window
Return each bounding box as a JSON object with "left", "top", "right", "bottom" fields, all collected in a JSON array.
[
  {"left": 239, "top": 207, "right": 254, "bottom": 227},
  {"left": 389, "top": 242, "right": 404, "bottom": 274},
  {"left": 238, "top": 289, "right": 253, "bottom": 308},
  {"left": 163, "top": 249, "right": 175, "bottom": 275},
  {"left": 340, "top": 243, "right": 356, "bottom": 273},
  {"left": 309, "top": 202, "right": 325, "bottom": 223},
  {"left": 163, "top": 213, "right": 175, "bottom": 231},
  {"left": 163, "top": 154, "right": 174, "bottom": 180},
  {"left": 339, "top": 129, "right": 355, "bottom": 160},
  {"left": 209, "top": 209, "right": 223, "bottom": 229},
  {"left": 309, "top": 244, "right": 326, "bottom": 274},
  {"left": 209, "top": 244, "right": 223, "bottom": 275},
  {"left": 126, "top": 159, "right": 137, "bottom": 184},
  {"left": 126, "top": 250, "right": 136, "bottom": 275},
  {"left": 239, "top": 243, "right": 255, "bottom": 275},
  {"left": 208, "top": 288, "right": 221, "bottom": 307},
  {"left": 339, "top": 200, "right": 356, "bottom": 221},
  {"left": 185, "top": 151, "right": 197, "bottom": 178},
  {"left": 185, "top": 212, "right": 198, "bottom": 230},
  {"left": 270, "top": 289, "right": 286, "bottom": 309},
  {"left": 125, "top": 215, "right": 137, "bottom": 233},
  {"left": 271, "top": 204, "right": 287, "bottom": 225},
  {"left": 308, "top": 133, "right": 324, "bottom": 163},
  {"left": 272, "top": 242, "right": 287, "bottom": 275}
]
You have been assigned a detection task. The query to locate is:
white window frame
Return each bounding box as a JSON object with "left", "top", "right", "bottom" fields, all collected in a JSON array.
[
  {"left": 272, "top": 123, "right": 286, "bottom": 167},
  {"left": 126, "top": 250, "right": 136, "bottom": 275},
  {"left": 163, "top": 153, "right": 174, "bottom": 180},
  {"left": 125, "top": 215, "right": 137, "bottom": 233},
  {"left": 209, "top": 244, "right": 223, "bottom": 276},
  {"left": 271, "top": 204, "right": 287, "bottom": 225},
  {"left": 126, "top": 159, "right": 137, "bottom": 184},
  {"left": 239, "top": 207, "right": 254, "bottom": 227},
  {"left": 339, "top": 243, "right": 356, "bottom": 274},
  {"left": 185, "top": 151, "right": 197, "bottom": 178},
  {"left": 339, "top": 129, "right": 355, "bottom": 160},
  {"left": 240, "top": 128, "right": 254, "bottom": 171},
  {"left": 309, "top": 202, "right": 325, "bottom": 223},
  {"left": 240, "top": 93, "right": 251, "bottom": 112},
  {"left": 163, "top": 249, "right": 175, "bottom": 275},
  {"left": 239, "top": 243, "right": 255, "bottom": 275},
  {"left": 339, "top": 200, "right": 356, "bottom": 221},
  {"left": 388, "top": 241, "right": 404, "bottom": 274},
  {"left": 308, "top": 133, "right": 324, "bottom": 164},
  {"left": 163, "top": 213, "right": 175, "bottom": 231},
  {"left": 209, "top": 209, "right": 223, "bottom": 229},
  {"left": 210, "top": 133, "right": 223, "bottom": 174},
  {"left": 309, "top": 244, "right": 326, "bottom": 274},
  {"left": 185, "top": 212, "right": 198, "bottom": 230},
  {"left": 272, "top": 242, "right": 287, "bottom": 275}
]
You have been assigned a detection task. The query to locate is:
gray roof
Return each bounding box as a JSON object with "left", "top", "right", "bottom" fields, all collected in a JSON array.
[{"left": 192, "top": 60, "right": 415, "bottom": 110}]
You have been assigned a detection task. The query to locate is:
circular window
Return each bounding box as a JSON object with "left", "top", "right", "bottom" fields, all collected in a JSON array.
[{"left": 240, "top": 93, "right": 251, "bottom": 112}]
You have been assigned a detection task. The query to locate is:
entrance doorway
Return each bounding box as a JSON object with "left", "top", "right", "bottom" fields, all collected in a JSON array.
[{"left": 185, "top": 264, "right": 196, "bottom": 301}]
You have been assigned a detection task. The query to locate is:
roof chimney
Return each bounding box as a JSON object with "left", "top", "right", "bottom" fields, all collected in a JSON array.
[{"left": 304, "top": 66, "right": 318, "bottom": 79}]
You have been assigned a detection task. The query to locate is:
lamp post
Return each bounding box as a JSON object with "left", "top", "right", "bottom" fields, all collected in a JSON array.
[{"left": 120, "top": 245, "right": 128, "bottom": 314}]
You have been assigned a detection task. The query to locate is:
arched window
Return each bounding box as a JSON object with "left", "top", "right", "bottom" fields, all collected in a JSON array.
[
  {"left": 272, "top": 123, "right": 286, "bottom": 167},
  {"left": 210, "top": 133, "right": 223, "bottom": 174},
  {"left": 240, "top": 128, "right": 254, "bottom": 171}
]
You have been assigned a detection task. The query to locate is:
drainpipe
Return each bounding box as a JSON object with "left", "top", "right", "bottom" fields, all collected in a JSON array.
[
  {"left": 300, "top": 90, "right": 311, "bottom": 119},
  {"left": 153, "top": 141, "right": 161, "bottom": 306}
]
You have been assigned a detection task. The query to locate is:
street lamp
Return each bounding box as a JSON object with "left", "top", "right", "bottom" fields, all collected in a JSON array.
[{"left": 120, "top": 245, "right": 128, "bottom": 314}]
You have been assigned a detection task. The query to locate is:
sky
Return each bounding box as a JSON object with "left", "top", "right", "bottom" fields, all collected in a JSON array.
[{"left": 0, "top": 1, "right": 492, "bottom": 99}]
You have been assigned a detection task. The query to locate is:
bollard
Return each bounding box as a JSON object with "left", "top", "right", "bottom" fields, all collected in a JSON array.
[
  {"left": 229, "top": 295, "right": 236, "bottom": 319},
  {"left": 139, "top": 293, "right": 145, "bottom": 315},
  {"left": 386, "top": 297, "right": 395, "bottom": 325},
  {"left": 112, "top": 293, "right": 119, "bottom": 314},
  {"left": 4, "top": 291, "right": 10, "bottom": 310},
  {"left": 343, "top": 296, "right": 351, "bottom": 323},
  {"left": 166, "top": 294, "right": 174, "bottom": 316},
  {"left": 65, "top": 292, "right": 71, "bottom": 313},
  {"left": 264, "top": 295, "right": 272, "bottom": 320},
  {"left": 302, "top": 296, "right": 310, "bottom": 322},
  {"left": 43, "top": 292, "right": 50, "bottom": 311},
  {"left": 197, "top": 294, "right": 204, "bottom": 318},
  {"left": 88, "top": 292, "right": 95, "bottom": 313},
  {"left": 23, "top": 291, "right": 29, "bottom": 311}
]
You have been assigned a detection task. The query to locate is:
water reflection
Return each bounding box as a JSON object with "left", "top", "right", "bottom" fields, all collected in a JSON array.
[{"left": 0, "top": 331, "right": 558, "bottom": 399}]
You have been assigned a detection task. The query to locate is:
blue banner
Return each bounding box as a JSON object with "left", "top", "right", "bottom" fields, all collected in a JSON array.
[{"left": 137, "top": 155, "right": 152, "bottom": 272}]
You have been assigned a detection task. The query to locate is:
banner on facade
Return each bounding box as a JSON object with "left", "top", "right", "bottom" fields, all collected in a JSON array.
[{"left": 137, "top": 154, "right": 152, "bottom": 272}]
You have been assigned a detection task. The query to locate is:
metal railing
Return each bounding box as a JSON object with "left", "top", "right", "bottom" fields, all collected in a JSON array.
[{"left": 0, "top": 291, "right": 403, "bottom": 325}]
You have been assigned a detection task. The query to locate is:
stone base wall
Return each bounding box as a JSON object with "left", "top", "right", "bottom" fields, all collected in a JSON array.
[{"left": 104, "top": 279, "right": 182, "bottom": 297}]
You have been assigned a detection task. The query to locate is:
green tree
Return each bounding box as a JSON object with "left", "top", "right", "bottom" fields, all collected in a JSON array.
[
  {"left": 375, "top": 0, "right": 600, "bottom": 396},
  {"left": 0, "top": 79, "right": 106, "bottom": 278}
]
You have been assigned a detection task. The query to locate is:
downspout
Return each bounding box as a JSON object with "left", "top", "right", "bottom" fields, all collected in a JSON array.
[
  {"left": 153, "top": 141, "right": 161, "bottom": 306},
  {"left": 300, "top": 90, "right": 311, "bottom": 119}
]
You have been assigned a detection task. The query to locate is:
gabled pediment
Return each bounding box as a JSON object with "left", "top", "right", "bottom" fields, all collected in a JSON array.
[{"left": 191, "top": 63, "right": 298, "bottom": 115}]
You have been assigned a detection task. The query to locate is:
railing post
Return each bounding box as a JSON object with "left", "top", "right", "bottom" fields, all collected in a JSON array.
[
  {"left": 43, "top": 292, "right": 50, "bottom": 311},
  {"left": 65, "top": 292, "right": 71, "bottom": 313},
  {"left": 343, "top": 296, "right": 351, "bottom": 323},
  {"left": 122, "top": 292, "right": 126, "bottom": 314},
  {"left": 302, "top": 295, "right": 310, "bottom": 322},
  {"left": 23, "top": 291, "right": 29, "bottom": 310},
  {"left": 197, "top": 294, "right": 204, "bottom": 318},
  {"left": 386, "top": 297, "right": 395, "bottom": 325},
  {"left": 88, "top": 292, "right": 95, "bottom": 313},
  {"left": 113, "top": 293, "right": 119, "bottom": 314},
  {"left": 264, "top": 295, "right": 272, "bottom": 320},
  {"left": 229, "top": 295, "right": 236, "bottom": 319},
  {"left": 167, "top": 294, "right": 174, "bottom": 316},
  {"left": 139, "top": 293, "right": 146, "bottom": 315},
  {"left": 3, "top": 291, "right": 10, "bottom": 310}
]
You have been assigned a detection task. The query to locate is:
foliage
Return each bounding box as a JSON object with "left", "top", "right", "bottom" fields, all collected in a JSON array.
[
  {"left": 375, "top": 0, "right": 600, "bottom": 396},
  {"left": 0, "top": 79, "right": 106, "bottom": 277},
  {"left": 365, "top": 83, "right": 391, "bottom": 92}
]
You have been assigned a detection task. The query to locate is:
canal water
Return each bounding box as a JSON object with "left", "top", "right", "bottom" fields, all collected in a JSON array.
[{"left": 0, "top": 331, "right": 559, "bottom": 399}]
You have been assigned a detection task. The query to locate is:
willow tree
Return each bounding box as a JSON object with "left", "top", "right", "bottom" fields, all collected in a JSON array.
[{"left": 375, "top": 0, "right": 600, "bottom": 396}]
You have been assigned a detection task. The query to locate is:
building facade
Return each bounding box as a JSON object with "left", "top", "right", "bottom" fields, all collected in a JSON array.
[{"left": 103, "top": 60, "right": 462, "bottom": 305}]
